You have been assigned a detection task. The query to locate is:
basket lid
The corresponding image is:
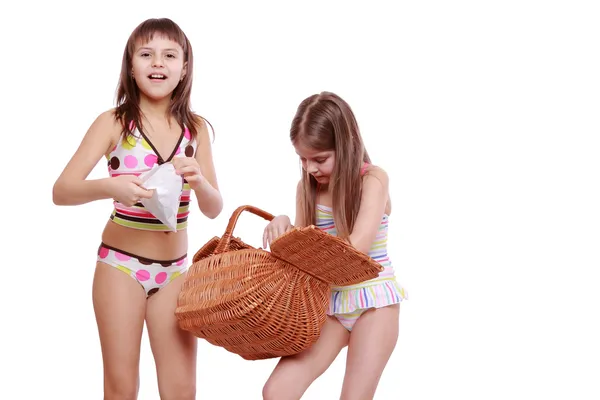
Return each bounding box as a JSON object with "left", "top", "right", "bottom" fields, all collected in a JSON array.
[{"left": 269, "top": 225, "right": 383, "bottom": 286}]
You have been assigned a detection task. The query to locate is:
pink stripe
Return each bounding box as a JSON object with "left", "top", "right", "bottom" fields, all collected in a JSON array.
[
  {"left": 384, "top": 282, "right": 396, "bottom": 302},
  {"left": 114, "top": 208, "right": 156, "bottom": 218},
  {"left": 116, "top": 207, "right": 190, "bottom": 218}
]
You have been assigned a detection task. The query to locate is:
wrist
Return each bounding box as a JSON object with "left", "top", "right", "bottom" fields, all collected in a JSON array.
[
  {"left": 98, "top": 178, "right": 114, "bottom": 199},
  {"left": 277, "top": 215, "right": 292, "bottom": 226},
  {"left": 191, "top": 175, "right": 211, "bottom": 194}
]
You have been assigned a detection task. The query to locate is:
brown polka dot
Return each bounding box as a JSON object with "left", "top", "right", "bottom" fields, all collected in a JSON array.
[
  {"left": 185, "top": 145, "right": 194, "bottom": 157},
  {"left": 147, "top": 288, "right": 159, "bottom": 297},
  {"left": 110, "top": 156, "right": 120, "bottom": 170},
  {"left": 137, "top": 258, "right": 153, "bottom": 265},
  {"left": 160, "top": 261, "right": 173, "bottom": 268}
]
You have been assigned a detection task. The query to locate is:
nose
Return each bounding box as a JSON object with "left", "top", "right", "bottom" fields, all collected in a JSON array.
[
  {"left": 152, "top": 55, "right": 164, "bottom": 68},
  {"left": 306, "top": 161, "right": 319, "bottom": 174}
]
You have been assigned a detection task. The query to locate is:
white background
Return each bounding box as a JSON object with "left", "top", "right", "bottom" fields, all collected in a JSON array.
[{"left": 2, "top": 0, "right": 599, "bottom": 399}]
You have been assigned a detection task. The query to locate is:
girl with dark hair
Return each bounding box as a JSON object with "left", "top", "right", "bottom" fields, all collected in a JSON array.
[{"left": 53, "top": 18, "right": 222, "bottom": 399}]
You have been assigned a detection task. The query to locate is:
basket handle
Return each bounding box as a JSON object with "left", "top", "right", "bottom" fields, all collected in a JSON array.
[{"left": 214, "top": 205, "right": 275, "bottom": 254}]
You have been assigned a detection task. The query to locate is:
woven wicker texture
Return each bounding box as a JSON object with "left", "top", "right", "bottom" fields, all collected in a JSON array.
[{"left": 175, "top": 205, "right": 383, "bottom": 360}]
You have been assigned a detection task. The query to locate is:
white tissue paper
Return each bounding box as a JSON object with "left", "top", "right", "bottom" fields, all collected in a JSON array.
[{"left": 139, "top": 163, "right": 183, "bottom": 232}]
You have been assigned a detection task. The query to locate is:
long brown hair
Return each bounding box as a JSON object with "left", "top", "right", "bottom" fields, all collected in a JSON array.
[
  {"left": 113, "top": 18, "right": 212, "bottom": 141},
  {"left": 291, "top": 91, "right": 371, "bottom": 239}
]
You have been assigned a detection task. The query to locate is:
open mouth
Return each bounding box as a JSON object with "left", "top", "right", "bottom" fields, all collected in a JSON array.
[{"left": 148, "top": 73, "right": 167, "bottom": 80}]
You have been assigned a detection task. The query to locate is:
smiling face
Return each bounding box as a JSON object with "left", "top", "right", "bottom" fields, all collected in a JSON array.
[
  {"left": 131, "top": 35, "right": 187, "bottom": 101},
  {"left": 294, "top": 140, "right": 336, "bottom": 184}
]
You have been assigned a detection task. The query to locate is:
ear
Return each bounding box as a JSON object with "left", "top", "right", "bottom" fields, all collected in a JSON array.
[{"left": 181, "top": 62, "right": 188, "bottom": 80}]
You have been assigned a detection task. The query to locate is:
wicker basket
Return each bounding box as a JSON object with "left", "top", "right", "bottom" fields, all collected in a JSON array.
[{"left": 175, "top": 205, "right": 383, "bottom": 360}]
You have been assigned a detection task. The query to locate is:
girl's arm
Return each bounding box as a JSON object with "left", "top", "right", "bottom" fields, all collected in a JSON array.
[
  {"left": 347, "top": 166, "right": 390, "bottom": 254},
  {"left": 191, "top": 117, "right": 223, "bottom": 219},
  {"left": 52, "top": 110, "right": 120, "bottom": 206},
  {"left": 262, "top": 180, "right": 302, "bottom": 248}
]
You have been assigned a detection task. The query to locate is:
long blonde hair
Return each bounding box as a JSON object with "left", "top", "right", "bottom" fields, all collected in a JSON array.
[{"left": 290, "top": 91, "right": 371, "bottom": 239}]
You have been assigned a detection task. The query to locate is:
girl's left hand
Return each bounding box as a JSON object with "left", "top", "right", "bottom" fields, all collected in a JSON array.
[{"left": 172, "top": 157, "right": 205, "bottom": 190}]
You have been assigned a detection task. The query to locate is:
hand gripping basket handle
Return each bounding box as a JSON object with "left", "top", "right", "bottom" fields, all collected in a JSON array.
[{"left": 214, "top": 205, "right": 275, "bottom": 254}]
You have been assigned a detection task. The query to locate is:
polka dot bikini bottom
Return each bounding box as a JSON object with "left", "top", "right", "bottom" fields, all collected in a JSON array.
[{"left": 97, "top": 243, "right": 188, "bottom": 298}]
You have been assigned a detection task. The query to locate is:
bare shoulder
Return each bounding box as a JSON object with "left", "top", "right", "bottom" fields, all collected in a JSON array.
[
  {"left": 54, "top": 108, "right": 123, "bottom": 182},
  {"left": 192, "top": 114, "right": 214, "bottom": 156},
  {"left": 363, "top": 164, "right": 390, "bottom": 188},
  {"left": 191, "top": 113, "right": 206, "bottom": 129},
  {"left": 191, "top": 113, "right": 212, "bottom": 144},
  {"left": 92, "top": 108, "right": 122, "bottom": 143},
  {"left": 96, "top": 108, "right": 122, "bottom": 129},
  {"left": 191, "top": 113, "right": 219, "bottom": 187},
  {"left": 80, "top": 108, "right": 123, "bottom": 152},
  {"left": 362, "top": 164, "right": 392, "bottom": 214}
]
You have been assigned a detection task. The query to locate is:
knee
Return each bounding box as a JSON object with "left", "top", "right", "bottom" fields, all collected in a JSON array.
[
  {"left": 262, "top": 379, "right": 288, "bottom": 400},
  {"left": 160, "top": 380, "right": 196, "bottom": 400},
  {"left": 103, "top": 365, "right": 140, "bottom": 400},
  {"left": 262, "top": 382, "right": 277, "bottom": 400},
  {"left": 104, "top": 378, "right": 138, "bottom": 400}
]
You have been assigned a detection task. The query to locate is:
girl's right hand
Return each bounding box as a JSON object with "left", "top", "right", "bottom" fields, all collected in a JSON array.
[
  {"left": 262, "top": 215, "right": 293, "bottom": 249},
  {"left": 107, "top": 175, "right": 154, "bottom": 207}
]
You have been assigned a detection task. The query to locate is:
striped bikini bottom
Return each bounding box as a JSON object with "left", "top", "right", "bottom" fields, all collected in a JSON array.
[{"left": 327, "top": 277, "right": 408, "bottom": 331}]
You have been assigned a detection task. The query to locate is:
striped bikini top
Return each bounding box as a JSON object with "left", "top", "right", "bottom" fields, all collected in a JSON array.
[
  {"left": 315, "top": 163, "right": 394, "bottom": 279},
  {"left": 105, "top": 124, "right": 197, "bottom": 231},
  {"left": 315, "top": 205, "right": 394, "bottom": 279}
]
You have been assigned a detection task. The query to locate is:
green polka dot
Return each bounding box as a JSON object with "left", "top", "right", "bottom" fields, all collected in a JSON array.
[
  {"left": 141, "top": 138, "right": 152, "bottom": 150},
  {"left": 121, "top": 135, "right": 136, "bottom": 150}
]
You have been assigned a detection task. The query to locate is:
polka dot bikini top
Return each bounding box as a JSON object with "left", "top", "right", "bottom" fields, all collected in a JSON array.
[{"left": 106, "top": 124, "right": 197, "bottom": 231}]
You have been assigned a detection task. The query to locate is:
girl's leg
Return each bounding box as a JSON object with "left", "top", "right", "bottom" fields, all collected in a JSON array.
[
  {"left": 339, "top": 304, "right": 400, "bottom": 400},
  {"left": 93, "top": 262, "right": 147, "bottom": 400},
  {"left": 262, "top": 317, "right": 350, "bottom": 400},
  {"left": 146, "top": 273, "right": 197, "bottom": 400}
]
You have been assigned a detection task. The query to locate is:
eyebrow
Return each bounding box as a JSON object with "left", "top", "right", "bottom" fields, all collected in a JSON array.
[
  {"left": 295, "top": 152, "right": 329, "bottom": 158},
  {"left": 137, "top": 47, "right": 180, "bottom": 53}
]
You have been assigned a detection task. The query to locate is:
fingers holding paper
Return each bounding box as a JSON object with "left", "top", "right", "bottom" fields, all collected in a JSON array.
[
  {"left": 136, "top": 163, "right": 181, "bottom": 232},
  {"left": 172, "top": 157, "right": 205, "bottom": 190},
  {"left": 108, "top": 175, "right": 153, "bottom": 207}
]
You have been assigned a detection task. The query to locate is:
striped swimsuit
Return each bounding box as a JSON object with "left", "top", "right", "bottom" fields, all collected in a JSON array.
[
  {"left": 106, "top": 124, "right": 196, "bottom": 231},
  {"left": 316, "top": 202, "right": 407, "bottom": 331},
  {"left": 96, "top": 124, "right": 197, "bottom": 297}
]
